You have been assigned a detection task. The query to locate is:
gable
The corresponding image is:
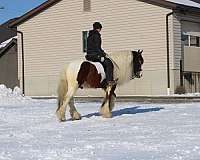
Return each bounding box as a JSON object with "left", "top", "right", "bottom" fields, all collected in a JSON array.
[{"left": 10, "top": 0, "right": 200, "bottom": 27}]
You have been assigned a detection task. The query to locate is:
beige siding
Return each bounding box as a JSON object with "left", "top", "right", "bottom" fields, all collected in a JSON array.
[
  {"left": 173, "top": 12, "right": 200, "bottom": 69},
  {"left": 171, "top": 13, "right": 182, "bottom": 91},
  {"left": 172, "top": 13, "right": 200, "bottom": 91},
  {"left": 173, "top": 13, "right": 182, "bottom": 70},
  {"left": 184, "top": 46, "right": 200, "bottom": 72},
  {"left": 25, "top": 70, "right": 168, "bottom": 96},
  {"left": 17, "top": 0, "right": 173, "bottom": 96}
]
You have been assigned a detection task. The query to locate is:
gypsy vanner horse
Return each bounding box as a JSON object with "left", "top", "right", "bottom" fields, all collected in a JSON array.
[{"left": 56, "top": 50, "right": 144, "bottom": 122}]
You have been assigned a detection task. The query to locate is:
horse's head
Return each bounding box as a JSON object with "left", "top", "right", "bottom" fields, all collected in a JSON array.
[{"left": 131, "top": 50, "right": 144, "bottom": 79}]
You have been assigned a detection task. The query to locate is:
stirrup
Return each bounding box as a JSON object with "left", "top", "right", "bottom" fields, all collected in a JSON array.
[
  {"left": 106, "top": 79, "right": 117, "bottom": 91},
  {"left": 107, "top": 79, "right": 118, "bottom": 86},
  {"left": 107, "top": 81, "right": 116, "bottom": 86}
]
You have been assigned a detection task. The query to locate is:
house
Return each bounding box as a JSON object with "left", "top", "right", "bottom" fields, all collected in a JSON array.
[
  {"left": 0, "top": 18, "right": 17, "bottom": 43},
  {"left": 0, "top": 37, "right": 19, "bottom": 89},
  {"left": 9, "top": 0, "right": 200, "bottom": 96},
  {"left": 0, "top": 19, "right": 18, "bottom": 89}
]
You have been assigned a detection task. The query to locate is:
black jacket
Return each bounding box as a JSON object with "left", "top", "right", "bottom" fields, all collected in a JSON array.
[{"left": 87, "top": 30, "right": 104, "bottom": 56}]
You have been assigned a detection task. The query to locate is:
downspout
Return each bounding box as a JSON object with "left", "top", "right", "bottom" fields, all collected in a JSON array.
[{"left": 166, "top": 11, "right": 173, "bottom": 95}]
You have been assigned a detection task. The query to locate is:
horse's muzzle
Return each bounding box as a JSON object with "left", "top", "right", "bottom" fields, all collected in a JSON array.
[{"left": 135, "top": 72, "right": 143, "bottom": 78}]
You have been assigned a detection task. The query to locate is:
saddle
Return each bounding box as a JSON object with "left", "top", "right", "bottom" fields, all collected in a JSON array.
[
  {"left": 77, "top": 61, "right": 108, "bottom": 89},
  {"left": 88, "top": 61, "right": 106, "bottom": 82}
]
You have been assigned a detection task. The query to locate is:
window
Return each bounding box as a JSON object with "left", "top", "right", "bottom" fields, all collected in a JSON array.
[
  {"left": 182, "top": 34, "right": 200, "bottom": 47},
  {"left": 83, "top": 0, "right": 91, "bottom": 12},
  {"left": 182, "top": 34, "right": 189, "bottom": 46},
  {"left": 82, "top": 31, "right": 88, "bottom": 52},
  {"left": 190, "top": 36, "right": 200, "bottom": 47}
]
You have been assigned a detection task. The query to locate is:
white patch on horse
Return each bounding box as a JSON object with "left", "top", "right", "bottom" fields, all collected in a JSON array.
[{"left": 87, "top": 61, "right": 106, "bottom": 82}]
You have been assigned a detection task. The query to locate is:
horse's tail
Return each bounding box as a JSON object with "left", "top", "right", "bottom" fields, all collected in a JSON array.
[{"left": 57, "top": 67, "right": 68, "bottom": 112}]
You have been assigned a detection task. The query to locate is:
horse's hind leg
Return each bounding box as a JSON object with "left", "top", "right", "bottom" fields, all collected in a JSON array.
[
  {"left": 56, "top": 87, "right": 77, "bottom": 122},
  {"left": 69, "top": 97, "right": 81, "bottom": 120}
]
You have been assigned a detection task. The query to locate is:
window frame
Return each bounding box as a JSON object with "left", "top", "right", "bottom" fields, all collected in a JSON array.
[
  {"left": 82, "top": 31, "right": 88, "bottom": 53},
  {"left": 182, "top": 33, "right": 200, "bottom": 47}
]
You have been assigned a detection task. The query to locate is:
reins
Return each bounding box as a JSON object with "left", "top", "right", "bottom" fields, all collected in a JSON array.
[
  {"left": 105, "top": 53, "right": 120, "bottom": 70},
  {"left": 131, "top": 51, "right": 135, "bottom": 79}
]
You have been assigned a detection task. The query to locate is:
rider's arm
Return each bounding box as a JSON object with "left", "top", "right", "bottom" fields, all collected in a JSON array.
[{"left": 93, "top": 33, "right": 105, "bottom": 55}]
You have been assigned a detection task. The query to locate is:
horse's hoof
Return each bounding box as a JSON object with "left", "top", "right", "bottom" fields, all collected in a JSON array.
[
  {"left": 72, "top": 117, "right": 82, "bottom": 121},
  {"left": 59, "top": 119, "right": 66, "bottom": 122},
  {"left": 100, "top": 107, "right": 112, "bottom": 118},
  {"left": 72, "top": 112, "right": 82, "bottom": 120},
  {"left": 101, "top": 112, "right": 112, "bottom": 118},
  {"left": 56, "top": 111, "right": 66, "bottom": 122}
]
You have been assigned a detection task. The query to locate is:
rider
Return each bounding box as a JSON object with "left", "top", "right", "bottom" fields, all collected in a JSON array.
[{"left": 85, "top": 22, "right": 115, "bottom": 87}]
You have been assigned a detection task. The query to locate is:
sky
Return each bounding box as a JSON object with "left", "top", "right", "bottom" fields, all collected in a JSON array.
[{"left": 0, "top": 0, "right": 47, "bottom": 24}]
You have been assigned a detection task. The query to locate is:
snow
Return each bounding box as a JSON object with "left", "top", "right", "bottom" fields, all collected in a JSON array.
[
  {"left": 167, "top": 0, "right": 200, "bottom": 8},
  {"left": 1, "top": 85, "right": 200, "bottom": 160},
  {"left": 0, "top": 84, "right": 32, "bottom": 105},
  {"left": 0, "top": 36, "right": 17, "bottom": 49}
]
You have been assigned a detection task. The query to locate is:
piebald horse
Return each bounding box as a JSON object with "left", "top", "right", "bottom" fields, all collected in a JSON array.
[{"left": 56, "top": 50, "right": 144, "bottom": 122}]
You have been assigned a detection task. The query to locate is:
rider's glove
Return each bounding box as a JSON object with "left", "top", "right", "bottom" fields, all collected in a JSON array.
[{"left": 100, "top": 56, "right": 105, "bottom": 62}]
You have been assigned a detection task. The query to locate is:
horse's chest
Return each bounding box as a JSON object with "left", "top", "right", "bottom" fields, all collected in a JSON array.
[{"left": 77, "top": 61, "right": 104, "bottom": 88}]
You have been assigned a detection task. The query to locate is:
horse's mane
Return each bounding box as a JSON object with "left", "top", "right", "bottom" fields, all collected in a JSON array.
[{"left": 109, "top": 50, "right": 132, "bottom": 85}]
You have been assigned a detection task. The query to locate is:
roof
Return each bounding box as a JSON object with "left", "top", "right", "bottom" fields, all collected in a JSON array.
[
  {"left": 140, "top": 0, "right": 200, "bottom": 10},
  {"left": 0, "top": 18, "right": 18, "bottom": 43},
  {"left": 10, "top": 0, "right": 200, "bottom": 27},
  {"left": 1, "top": 17, "right": 19, "bottom": 26},
  {"left": 167, "top": 0, "right": 200, "bottom": 8},
  {"left": 0, "top": 36, "right": 17, "bottom": 49},
  {"left": 190, "top": 0, "right": 200, "bottom": 4},
  {"left": 0, "top": 38, "right": 17, "bottom": 58}
]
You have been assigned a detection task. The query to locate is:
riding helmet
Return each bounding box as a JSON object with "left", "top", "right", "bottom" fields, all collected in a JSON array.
[{"left": 93, "top": 22, "right": 102, "bottom": 30}]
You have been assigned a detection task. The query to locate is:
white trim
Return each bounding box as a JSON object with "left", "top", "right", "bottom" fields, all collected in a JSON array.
[
  {"left": 167, "top": 88, "right": 170, "bottom": 95},
  {"left": 188, "top": 35, "right": 191, "bottom": 47}
]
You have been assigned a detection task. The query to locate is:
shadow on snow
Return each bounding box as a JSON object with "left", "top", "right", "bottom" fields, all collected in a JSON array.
[{"left": 82, "top": 106, "right": 164, "bottom": 118}]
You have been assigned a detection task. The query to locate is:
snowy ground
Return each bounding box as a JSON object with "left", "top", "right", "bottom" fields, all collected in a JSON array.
[{"left": 0, "top": 85, "right": 200, "bottom": 160}]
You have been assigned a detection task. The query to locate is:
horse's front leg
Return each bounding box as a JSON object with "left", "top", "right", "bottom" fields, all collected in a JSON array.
[
  {"left": 100, "top": 98, "right": 111, "bottom": 118},
  {"left": 100, "top": 86, "right": 116, "bottom": 118},
  {"left": 69, "top": 97, "right": 81, "bottom": 120},
  {"left": 109, "top": 94, "right": 116, "bottom": 112},
  {"left": 100, "top": 94, "right": 116, "bottom": 118}
]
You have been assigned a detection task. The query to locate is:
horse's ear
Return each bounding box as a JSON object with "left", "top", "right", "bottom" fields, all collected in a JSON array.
[{"left": 138, "top": 50, "right": 143, "bottom": 54}]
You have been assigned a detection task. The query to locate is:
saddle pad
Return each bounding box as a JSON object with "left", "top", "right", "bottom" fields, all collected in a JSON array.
[{"left": 88, "top": 61, "right": 106, "bottom": 82}]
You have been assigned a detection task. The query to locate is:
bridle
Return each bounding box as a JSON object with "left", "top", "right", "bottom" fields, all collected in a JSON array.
[{"left": 131, "top": 50, "right": 143, "bottom": 79}]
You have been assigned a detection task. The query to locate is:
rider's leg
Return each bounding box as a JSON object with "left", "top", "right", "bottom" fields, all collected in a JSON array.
[{"left": 103, "top": 58, "right": 114, "bottom": 84}]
